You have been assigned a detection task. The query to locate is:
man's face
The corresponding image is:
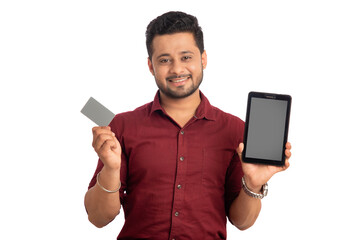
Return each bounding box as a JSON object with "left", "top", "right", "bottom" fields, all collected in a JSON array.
[{"left": 148, "top": 32, "right": 207, "bottom": 99}]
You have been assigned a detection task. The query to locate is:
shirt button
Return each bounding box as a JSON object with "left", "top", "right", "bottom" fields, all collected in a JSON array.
[
  {"left": 179, "top": 156, "right": 184, "bottom": 161},
  {"left": 180, "top": 130, "right": 184, "bottom": 135},
  {"left": 177, "top": 184, "right": 182, "bottom": 189},
  {"left": 175, "top": 211, "right": 179, "bottom": 217}
]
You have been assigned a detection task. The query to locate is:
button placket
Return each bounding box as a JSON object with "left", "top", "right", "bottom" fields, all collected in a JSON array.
[
  {"left": 175, "top": 129, "right": 186, "bottom": 200},
  {"left": 169, "top": 128, "right": 187, "bottom": 238}
]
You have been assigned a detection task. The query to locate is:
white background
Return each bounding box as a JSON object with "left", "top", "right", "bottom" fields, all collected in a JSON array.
[{"left": 1, "top": 0, "right": 359, "bottom": 239}]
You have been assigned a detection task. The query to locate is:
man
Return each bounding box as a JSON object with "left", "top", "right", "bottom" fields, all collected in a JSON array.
[{"left": 85, "top": 11, "right": 291, "bottom": 239}]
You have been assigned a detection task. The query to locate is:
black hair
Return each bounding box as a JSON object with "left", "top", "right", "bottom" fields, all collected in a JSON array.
[{"left": 146, "top": 11, "right": 204, "bottom": 60}]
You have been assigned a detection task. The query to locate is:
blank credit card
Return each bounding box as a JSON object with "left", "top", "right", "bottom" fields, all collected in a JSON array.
[{"left": 80, "top": 97, "right": 115, "bottom": 126}]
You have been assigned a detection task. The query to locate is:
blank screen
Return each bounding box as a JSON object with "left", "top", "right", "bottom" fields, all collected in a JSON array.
[{"left": 245, "top": 97, "right": 288, "bottom": 161}]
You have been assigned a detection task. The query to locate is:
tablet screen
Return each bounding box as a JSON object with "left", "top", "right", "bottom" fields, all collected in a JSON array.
[{"left": 245, "top": 97, "right": 288, "bottom": 162}]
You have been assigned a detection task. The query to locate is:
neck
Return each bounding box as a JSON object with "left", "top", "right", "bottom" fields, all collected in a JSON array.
[{"left": 159, "top": 89, "right": 201, "bottom": 126}]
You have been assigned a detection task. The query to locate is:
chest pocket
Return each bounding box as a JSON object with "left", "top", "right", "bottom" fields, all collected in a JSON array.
[{"left": 202, "top": 149, "right": 235, "bottom": 188}]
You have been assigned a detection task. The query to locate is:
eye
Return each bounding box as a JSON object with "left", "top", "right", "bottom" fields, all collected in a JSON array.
[
  {"left": 159, "top": 58, "right": 170, "bottom": 64},
  {"left": 182, "top": 56, "right": 192, "bottom": 61}
]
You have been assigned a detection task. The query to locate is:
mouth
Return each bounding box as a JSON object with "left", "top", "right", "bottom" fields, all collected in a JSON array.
[
  {"left": 169, "top": 77, "right": 189, "bottom": 83},
  {"left": 167, "top": 75, "right": 191, "bottom": 85}
]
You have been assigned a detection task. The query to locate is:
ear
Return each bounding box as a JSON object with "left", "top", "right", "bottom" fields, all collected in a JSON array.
[
  {"left": 201, "top": 50, "right": 207, "bottom": 69},
  {"left": 148, "top": 57, "right": 155, "bottom": 76}
]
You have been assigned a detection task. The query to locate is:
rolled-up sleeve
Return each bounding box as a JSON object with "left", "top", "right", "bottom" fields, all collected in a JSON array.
[{"left": 224, "top": 151, "right": 244, "bottom": 223}]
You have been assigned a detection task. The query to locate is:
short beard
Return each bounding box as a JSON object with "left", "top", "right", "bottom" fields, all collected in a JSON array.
[{"left": 155, "top": 69, "right": 204, "bottom": 99}]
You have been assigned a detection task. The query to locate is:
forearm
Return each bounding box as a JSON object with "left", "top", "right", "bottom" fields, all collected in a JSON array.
[
  {"left": 84, "top": 167, "right": 121, "bottom": 228},
  {"left": 229, "top": 188, "right": 261, "bottom": 230}
]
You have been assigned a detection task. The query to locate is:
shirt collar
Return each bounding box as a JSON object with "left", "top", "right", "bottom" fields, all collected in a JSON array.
[{"left": 150, "top": 90, "right": 216, "bottom": 121}]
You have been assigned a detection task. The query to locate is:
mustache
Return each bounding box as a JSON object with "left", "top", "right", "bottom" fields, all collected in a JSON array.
[{"left": 166, "top": 74, "right": 192, "bottom": 81}]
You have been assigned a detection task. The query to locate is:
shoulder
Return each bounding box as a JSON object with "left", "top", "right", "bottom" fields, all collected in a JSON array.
[
  {"left": 210, "top": 105, "right": 245, "bottom": 143},
  {"left": 108, "top": 101, "right": 153, "bottom": 135},
  {"left": 118, "top": 102, "right": 151, "bottom": 120},
  {"left": 212, "top": 105, "right": 244, "bottom": 128},
  {"left": 201, "top": 91, "right": 244, "bottom": 129}
]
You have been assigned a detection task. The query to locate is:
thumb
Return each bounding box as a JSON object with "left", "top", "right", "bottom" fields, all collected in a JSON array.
[{"left": 236, "top": 143, "right": 244, "bottom": 160}]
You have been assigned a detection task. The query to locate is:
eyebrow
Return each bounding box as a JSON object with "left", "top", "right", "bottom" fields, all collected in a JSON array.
[
  {"left": 156, "top": 51, "right": 195, "bottom": 60},
  {"left": 156, "top": 53, "right": 171, "bottom": 60},
  {"left": 180, "top": 51, "right": 195, "bottom": 55}
]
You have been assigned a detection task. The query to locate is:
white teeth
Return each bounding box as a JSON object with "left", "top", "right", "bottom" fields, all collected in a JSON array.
[{"left": 172, "top": 77, "right": 188, "bottom": 83}]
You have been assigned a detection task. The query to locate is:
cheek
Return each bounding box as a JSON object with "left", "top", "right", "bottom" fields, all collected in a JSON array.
[
  {"left": 187, "top": 63, "right": 201, "bottom": 74},
  {"left": 153, "top": 66, "right": 167, "bottom": 79}
]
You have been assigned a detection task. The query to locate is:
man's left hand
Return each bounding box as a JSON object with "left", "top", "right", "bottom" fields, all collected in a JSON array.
[{"left": 236, "top": 142, "right": 292, "bottom": 193}]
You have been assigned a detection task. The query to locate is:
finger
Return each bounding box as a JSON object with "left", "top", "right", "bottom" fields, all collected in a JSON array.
[
  {"left": 236, "top": 143, "right": 244, "bottom": 162},
  {"left": 236, "top": 142, "right": 244, "bottom": 154},
  {"left": 92, "top": 126, "right": 112, "bottom": 137},
  {"left": 100, "top": 138, "right": 117, "bottom": 151},
  {"left": 92, "top": 127, "right": 114, "bottom": 146},
  {"left": 285, "top": 149, "right": 292, "bottom": 159},
  {"left": 93, "top": 133, "right": 115, "bottom": 151},
  {"left": 92, "top": 126, "right": 111, "bottom": 133},
  {"left": 93, "top": 131, "right": 112, "bottom": 149},
  {"left": 285, "top": 142, "right": 291, "bottom": 150},
  {"left": 283, "top": 158, "right": 290, "bottom": 170},
  {"left": 98, "top": 139, "right": 117, "bottom": 160},
  {"left": 114, "top": 134, "right": 121, "bottom": 149},
  {"left": 239, "top": 143, "right": 244, "bottom": 152}
]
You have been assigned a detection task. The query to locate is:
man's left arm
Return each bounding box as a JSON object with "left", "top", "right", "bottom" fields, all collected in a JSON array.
[{"left": 229, "top": 142, "right": 292, "bottom": 230}]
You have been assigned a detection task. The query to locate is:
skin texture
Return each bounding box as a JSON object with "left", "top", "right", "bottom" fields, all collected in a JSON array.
[
  {"left": 147, "top": 32, "right": 207, "bottom": 127},
  {"left": 148, "top": 32, "right": 207, "bottom": 100},
  {"left": 84, "top": 126, "right": 122, "bottom": 228}
]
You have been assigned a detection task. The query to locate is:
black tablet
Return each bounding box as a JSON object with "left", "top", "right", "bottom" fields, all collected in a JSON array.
[{"left": 242, "top": 91, "right": 292, "bottom": 166}]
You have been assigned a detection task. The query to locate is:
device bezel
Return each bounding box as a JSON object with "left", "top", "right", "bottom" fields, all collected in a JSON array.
[{"left": 242, "top": 91, "right": 292, "bottom": 166}]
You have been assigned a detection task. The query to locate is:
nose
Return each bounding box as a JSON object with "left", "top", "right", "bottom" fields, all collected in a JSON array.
[{"left": 169, "top": 59, "right": 185, "bottom": 75}]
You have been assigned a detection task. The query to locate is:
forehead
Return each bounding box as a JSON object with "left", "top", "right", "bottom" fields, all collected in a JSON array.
[{"left": 151, "top": 32, "right": 200, "bottom": 57}]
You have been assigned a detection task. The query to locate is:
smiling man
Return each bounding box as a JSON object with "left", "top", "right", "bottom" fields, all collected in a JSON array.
[
  {"left": 85, "top": 11, "right": 291, "bottom": 240},
  {"left": 149, "top": 32, "right": 205, "bottom": 99}
]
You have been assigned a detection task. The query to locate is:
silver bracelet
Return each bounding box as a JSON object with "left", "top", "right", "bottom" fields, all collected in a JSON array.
[
  {"left": 241, "top": 177, "right": 268, "bottom": 199},
  {"left": 96, "top": 172, "right": 121, "bottom": 193}
]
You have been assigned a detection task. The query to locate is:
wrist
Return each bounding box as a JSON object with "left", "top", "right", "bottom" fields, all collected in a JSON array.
[
  {"left": 243, "top": 176, "right": 262, "bottom": 193},
  {"left": 241, "top": 177, "right": 268, "bottom": 199},
  {"left": 102, "top": 165, "right": 121, "bottom": 175},
  {"left": 96, "top": 167, "right": 121, "bottom": 193}
]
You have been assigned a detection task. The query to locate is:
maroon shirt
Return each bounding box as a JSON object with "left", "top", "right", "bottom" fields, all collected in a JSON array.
[{"left": 88, "top": 91, "right": 244, "bottom": 240}]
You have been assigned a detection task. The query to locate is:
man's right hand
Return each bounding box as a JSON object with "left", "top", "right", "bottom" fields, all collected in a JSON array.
[
  {"left": 86, "top": 126, "right": 122, "bottom": 228},
  {"left": 92, "top": 126, "right": 122, "bottom": 170}
]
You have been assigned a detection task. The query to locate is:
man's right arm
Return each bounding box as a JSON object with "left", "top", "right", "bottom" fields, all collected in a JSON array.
[{"left": 84, "top": 126, "right": 122, "bottom": 228}]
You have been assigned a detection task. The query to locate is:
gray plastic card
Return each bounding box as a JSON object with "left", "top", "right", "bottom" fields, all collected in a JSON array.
[{"left": 80, "top": 97, "right": 115, "bottom": 126}]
